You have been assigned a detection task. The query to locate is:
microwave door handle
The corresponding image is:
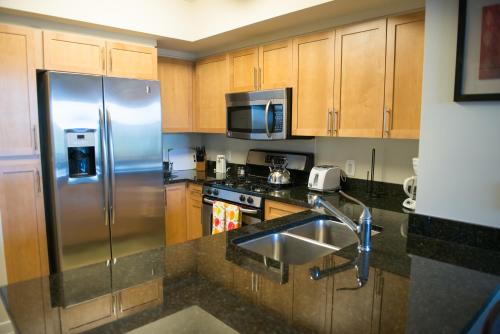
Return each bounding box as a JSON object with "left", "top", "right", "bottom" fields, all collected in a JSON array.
[{"left": 265, "top": 99, "right": 272, "bottom": 138}]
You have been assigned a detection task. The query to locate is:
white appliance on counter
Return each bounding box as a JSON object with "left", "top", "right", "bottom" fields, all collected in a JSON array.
[
  {"left": 403, "top": 158, "right": 419, "bottom": 210},
  {"left": 169, "top": 148, "right": 196, "bottom": 170},
  {"left": 308, "top": 166, "right": 341, "bottom": 191},
  {"left": 216, "top": 155, "right": 227, "bottom": 173}
]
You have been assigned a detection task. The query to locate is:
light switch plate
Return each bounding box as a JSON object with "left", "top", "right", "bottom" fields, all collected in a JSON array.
[{"left": 345, "top": 160, "right": 355, "bottom": 177}]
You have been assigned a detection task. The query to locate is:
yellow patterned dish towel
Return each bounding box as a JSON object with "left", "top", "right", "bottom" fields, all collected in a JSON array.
[
  {"left": 212, "top": 201, "right": 226, "bottom": 235},
  {"left": 212, "top": 202, "right": 242, "bottom": 234},
  {"left": 224, "top": 204, "right": 241, "bottom": 231}
]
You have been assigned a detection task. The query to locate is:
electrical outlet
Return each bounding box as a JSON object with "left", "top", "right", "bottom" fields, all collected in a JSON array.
[
  {"left": 225, "top": 150, "right": 232, "bottom": 162},
  {"left": 345, "top": 160, "right": 355, "bottom": 177}
]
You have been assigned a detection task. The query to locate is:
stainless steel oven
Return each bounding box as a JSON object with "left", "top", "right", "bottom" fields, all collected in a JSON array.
[
  {"left": 201, "top": 197, "right": 263, "bottom": 236},
  {"left": 225, "top": 88, "right": 292, "bottom": 140}
]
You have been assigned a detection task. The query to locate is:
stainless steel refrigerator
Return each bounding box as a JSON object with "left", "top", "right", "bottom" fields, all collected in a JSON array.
[{"left": 38, "top": 71, "right": 165, "bottom": 273}]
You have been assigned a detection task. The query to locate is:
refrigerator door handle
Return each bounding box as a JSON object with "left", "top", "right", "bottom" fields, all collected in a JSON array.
[
  {"left": 106, "top": 108, "right": 116, "bottom": 225},
  {"left": 99, "top": 107, "right": 110, "bottom": 226}
]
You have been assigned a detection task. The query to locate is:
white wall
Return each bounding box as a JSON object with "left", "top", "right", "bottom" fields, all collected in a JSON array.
[
  {"left": 417, "top": 0, "right": 500, "bottom": 227},
  {"left": 202, "top": 134, "right": 418, "bottom": 184}
]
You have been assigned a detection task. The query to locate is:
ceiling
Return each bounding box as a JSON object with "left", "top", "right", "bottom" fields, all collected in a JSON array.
[{"left": 0, "top": 0, "right": 424, "bottom": 55}]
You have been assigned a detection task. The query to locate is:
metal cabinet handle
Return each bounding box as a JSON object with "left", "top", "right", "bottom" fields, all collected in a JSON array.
[
  {"left": 35, "top": 169, "right": 41, "bottom": 193},
  {"left": 99, "top": 108, "right": 110, "bottom": 226},
  {"left": 333, "top": 109, "right": 338, "bottom": 134},
  {"left": 383, "top": 107, "right": 391, "bottom": 135},
  {"left": 106, "top": 109, "right": 116, "bottom": 225},
  {"left": 32, "top": 125, "right": 38, "bottom": 151},
  {"left": 109, "top": 51, "right": 113, "bottom": 72},
  {"left": 265, "top": 100, "right": 272, "bottom": 138},
  {"left": 327, "top": 109, "right": 333, "bottom": 134}
]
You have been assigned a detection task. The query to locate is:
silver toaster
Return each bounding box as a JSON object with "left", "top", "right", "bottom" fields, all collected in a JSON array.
[{"left": 308, "top": 165, "right": 341, "bottom": 191}]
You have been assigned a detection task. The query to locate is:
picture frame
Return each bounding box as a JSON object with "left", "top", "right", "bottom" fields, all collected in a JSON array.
[{"left": 454, "top": 0, "right": 500, "bottom": 101}]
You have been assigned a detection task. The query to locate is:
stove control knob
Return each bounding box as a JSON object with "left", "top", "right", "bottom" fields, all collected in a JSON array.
[
  {"left": 239, "top": 195, "right": 246, "bottom": 202},
  {"left": 213, "top": 189, "right": 219, "bottom": 196},
  {"left": 246, "top": 197, "right": 254, "bottom": 204},
  {"left": 206, "top": 189, "right": 212, "bottom": 195}
]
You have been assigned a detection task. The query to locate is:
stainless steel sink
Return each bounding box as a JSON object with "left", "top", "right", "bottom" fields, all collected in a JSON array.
[
  {"left": 286, "top": 219, "right": 380, "bottom": 250},
  {"left": 237, "top": 232, "right": 336, "bottom": 265},
  {"left": 235, "top": 218, "right": 382, "bottom": 265}
]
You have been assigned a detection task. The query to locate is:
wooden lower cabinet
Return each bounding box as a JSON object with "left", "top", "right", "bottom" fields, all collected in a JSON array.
[
  {"left": 59, "top": 294, "right": 115, "bottom": 333},
  {"left": 165, "top": 182, "right": 203, "bottom": 245},
  {"left": 186, "top": 183, "right": 203, "bottom": 241},
  {"left": 264, "top": 200, "right": 307, "bottom": 220},
  {"left": 0, "top": 159, "right": 49, "bottom": 283},
  {"left": 59, "top": 279, "right": 163, "bottom": 333},
  {"left": 165, "top": 183, "right": 187, "bottom": 245},
  {"left": 117, "top": 279, "right": 163, "bottom": 318}
]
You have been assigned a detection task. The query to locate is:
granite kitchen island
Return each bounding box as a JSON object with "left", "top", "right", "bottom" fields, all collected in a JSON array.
[{"left": 1, "top": 197, "right": 499, "bottom": 333}]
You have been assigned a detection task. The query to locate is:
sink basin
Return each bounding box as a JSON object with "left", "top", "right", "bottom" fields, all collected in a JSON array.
[
  {"left": 286, "top": 219, "right": 380, "bottom": 250},
  {"left": 237, "top": 232, "right": 335, "bottom": 265}
]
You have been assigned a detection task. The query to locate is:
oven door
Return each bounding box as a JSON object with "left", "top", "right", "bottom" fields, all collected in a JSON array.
[
  {"left": 202, "top": 197, "right": 263, "bottom": 236},
  {"left": 225, "top": 88, "right": 291, "bottom": 140}
]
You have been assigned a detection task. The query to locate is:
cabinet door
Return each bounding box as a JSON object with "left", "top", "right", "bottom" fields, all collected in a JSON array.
[
  {"left": 106, "top": 42, "right": 157, "bottom": 80},
  {"left": 43, "top": 30, "right": 106, "bottom": 75},
  {"left": 259, "top": 39, "right": 293, "bottom": 90},
  {"left": 384, "top": 12, "right": 424, "bottom": 139},
  {"left": 258, "top": 272, "right": 294, "bottom": 321},
  {"left": 0, "top": 24, "right": 39, "bottom": 157},
  {"left": 378, "top": 272, "right": 410, "bottom": 334},
  {"left": 228, "top": 47, "right": 259, "bottom": 92},
  {"left": 264, "top": 200, "right": 307, "bottom": 220},
  {"left": 158, "top": 57, "right": 194, "bottom": 133},
  {"left": 186, "top": 183, "right": 203, "bottom": 241},
  {"left": 165, "top": 183, "right": 187, "bottom": 245},
  {"left": 0, "top": 160, "right": 49, "bottom": 283},
  {"left": 118, "top": 279, "right": 163, "bottom": 318},
  {"left": 60, "top": 294, "right": 115, "bottom": 333},
  {"left": 331, "top": 255, "right": 378, "bottom": 334},
  {"left": 292, "top": 31, "right": 335, "bottom": 136},
  {"left": 193, "top": 54, "right": 228, "bottom": 133},
  {"left": 334, "top": 19, "right": 387, "bottom": 138}
]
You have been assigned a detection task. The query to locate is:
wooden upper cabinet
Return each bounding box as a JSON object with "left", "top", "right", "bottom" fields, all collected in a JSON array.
[
  {"left": 334, "top": 19, "right": 387, "bottom": 138},
  {"left": 0, "top": 160, "right": 49, "bottom": 283},
  {"left": 292, "top": 31, "right": 335, "bottom": 137},
  {"left": 158, "top": 57, "right": 194, "bottom": 133},
  {"left": 43, "top": 30, "right": 106, "bottom": 75},
  {"left": 384, "top": 12, "right": 425, "bottom": 139},
  {"left": 106, "top": 41, "right": 157, "bottom": 80},
  {"left": 228, "top": 47, "right": 259, "bottom": 92},
  {"left": 259, "top": 39, "right": 293, "bottom": 90},
  {"left": 0, "top": 24, "right": 39, "bottom": 157},
  {"left": 194, "top": 54, "right": 228, "bottom": 133}
]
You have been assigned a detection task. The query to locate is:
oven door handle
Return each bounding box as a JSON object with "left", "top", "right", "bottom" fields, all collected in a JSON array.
[
  {"left": 264, "top": 99, "right": 272, "bottom": 138},
  {"left": 203, "top": 198, "right": 259, "bottom": 214}
]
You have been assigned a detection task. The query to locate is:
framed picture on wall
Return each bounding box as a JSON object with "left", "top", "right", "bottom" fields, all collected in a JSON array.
[{"left": 454, "top": 0, "right": 500, "bottom": 101}]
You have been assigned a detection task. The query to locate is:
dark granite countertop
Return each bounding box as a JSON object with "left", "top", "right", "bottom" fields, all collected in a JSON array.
[{"left": 2, "top": 190, "right": 499, "bottom": 333}]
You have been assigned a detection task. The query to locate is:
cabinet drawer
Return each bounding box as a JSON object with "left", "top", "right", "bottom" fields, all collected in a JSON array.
[
  {"left": 60, "top": 294, "right": 115, "bottom": 333},
  {"left": 265, "top": 200, "right": 307, "bottom": 220},
  {"left": 118, "top": 279, "right": 163, "bottom": 316}
]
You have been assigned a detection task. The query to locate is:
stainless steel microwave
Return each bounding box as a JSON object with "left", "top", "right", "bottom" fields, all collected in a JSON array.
[{"left": 225, "top": 88, "right": 293, "bottom": 140}]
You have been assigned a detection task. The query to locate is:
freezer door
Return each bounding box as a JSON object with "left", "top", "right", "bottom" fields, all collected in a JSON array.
[
  {"left": 41, "top": 72, "right": 111, "bottom": 271},
  {"left": 103, "top": 77, "right": 164, "bottom": 259}
]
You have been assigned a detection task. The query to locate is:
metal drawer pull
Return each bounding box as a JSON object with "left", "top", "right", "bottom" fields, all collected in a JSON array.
[
  {"left": 383, "top": 107, "right": 391, "bottom": 134},
  {"left": 202, "top": 198, "right": 258, "bottom": 214}
]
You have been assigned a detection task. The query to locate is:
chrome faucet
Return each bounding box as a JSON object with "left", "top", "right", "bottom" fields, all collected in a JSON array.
[{"left": 310, "top": 191, "right": 372, "bottom": 252}]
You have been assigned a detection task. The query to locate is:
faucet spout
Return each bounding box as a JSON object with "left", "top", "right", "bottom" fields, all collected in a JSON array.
[{"left": 310, "top": 191, "right": 372, "bottom": 252}]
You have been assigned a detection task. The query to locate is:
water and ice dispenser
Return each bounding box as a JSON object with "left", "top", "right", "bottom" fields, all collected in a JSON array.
[{"left": 66, "top": 130, "right": 97, "bottom": 178}]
